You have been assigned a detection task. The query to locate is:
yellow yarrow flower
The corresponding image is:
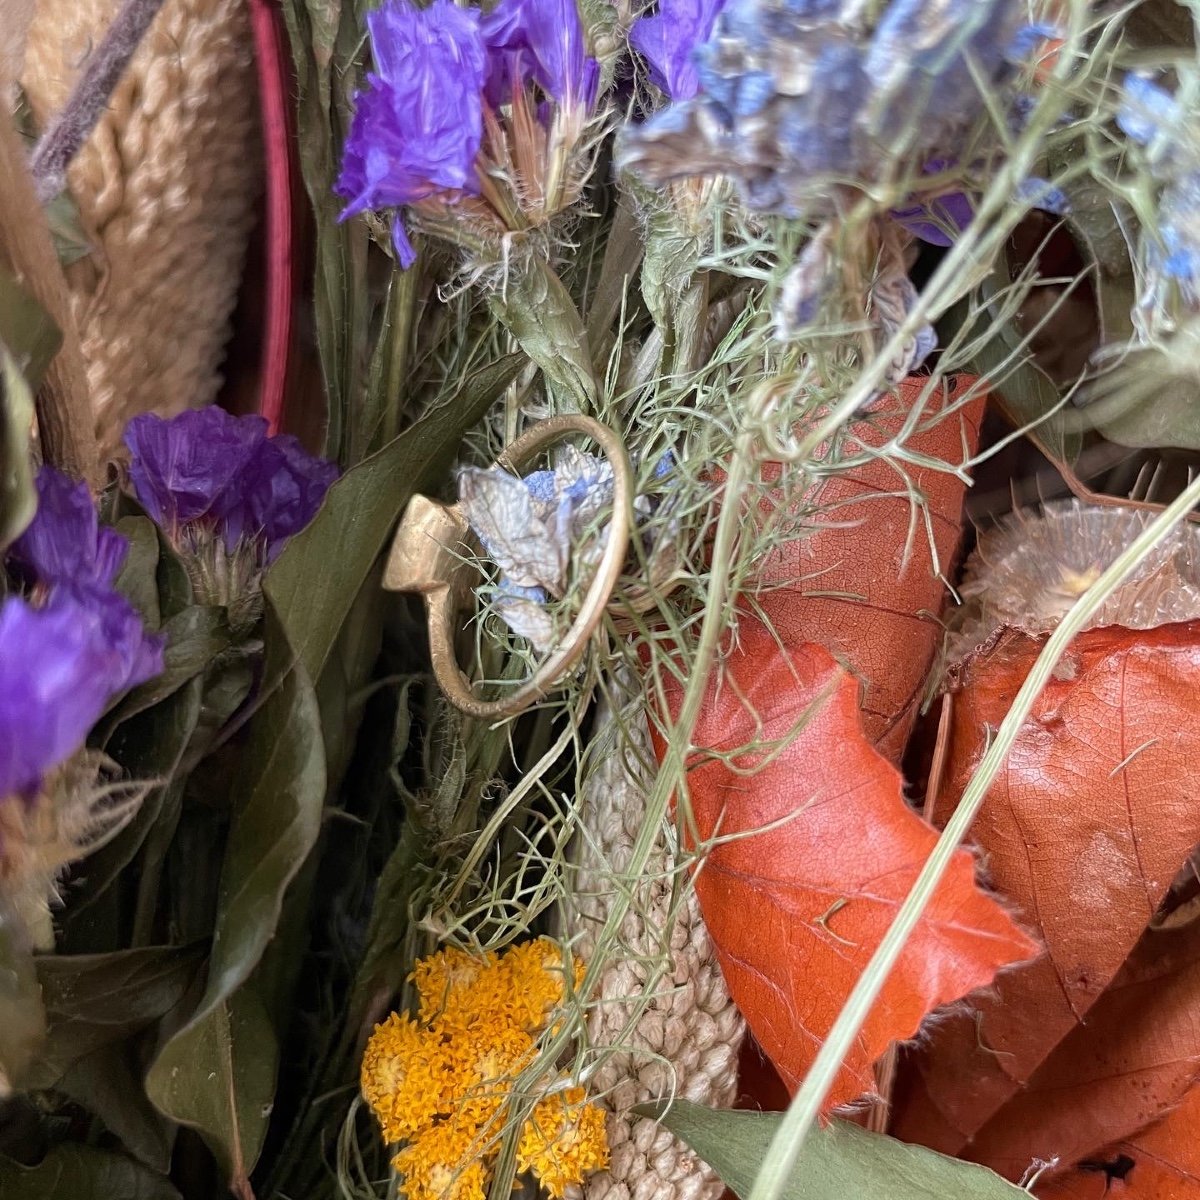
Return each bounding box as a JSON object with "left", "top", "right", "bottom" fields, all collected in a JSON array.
[
  {"left": 500, "top": 938, "right": 581, "bottom": 1033},
  {"left": 394, "top": 1113, "right": 489, "bottom": 1200},
  {"left": 361, "top": 939, "right": 608, "bottom": 1199},
  {"left": 411, "top": 945, "right": 499, "bottom": 1025},
  {"left": 359, "top": 1012, "right": 455, "bottom": 1143},
  {"left": 517, "top": 1086, "right": 610, "bottom": 1200}
]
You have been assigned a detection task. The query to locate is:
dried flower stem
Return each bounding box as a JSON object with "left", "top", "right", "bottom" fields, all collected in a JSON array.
[
  {"left": 0, "top": 111, "right": 97, "bottom": 487},
  {"left": 27, "top": 0, "right": 168, "bottom": 204}
]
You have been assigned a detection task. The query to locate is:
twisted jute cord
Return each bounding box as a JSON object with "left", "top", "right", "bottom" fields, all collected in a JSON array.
[
  {"left": 572, "top": 683, "right": 745, "bottom": 1200},
  {"left": 21, "top": 0, "right": 260, "bottom": 459}
]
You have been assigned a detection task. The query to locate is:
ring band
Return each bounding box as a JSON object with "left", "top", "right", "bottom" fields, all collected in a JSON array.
[{"left": 383, "top": 414, "right": 633, "bottom": 719}]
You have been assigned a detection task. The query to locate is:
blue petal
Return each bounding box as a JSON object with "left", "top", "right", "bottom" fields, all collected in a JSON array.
[
  {"left": 1015, "top": 177, "right": 1071, "bottom": 215},
  {"left": 1117, "top": 73, "right": 1179, "bottom": 145},
  {"left": 1005, "top": 22, "right": 1059, "bottom": 64}
]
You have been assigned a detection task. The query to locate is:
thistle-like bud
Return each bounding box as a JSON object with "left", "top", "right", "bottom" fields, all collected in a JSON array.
[{"left": 1, "top": 751, "right": 149, "bottom": 949}]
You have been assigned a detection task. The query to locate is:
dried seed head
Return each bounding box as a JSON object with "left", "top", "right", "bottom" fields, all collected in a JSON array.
[
  {"left": 572, "top": 686, "right": 744, "bottom": 1200},
  {"left": 948, "top": 499, "right": 1200, "bottom": 665},
  {"left": 1, "top": 751, "right": 149, "bottom": 949}
]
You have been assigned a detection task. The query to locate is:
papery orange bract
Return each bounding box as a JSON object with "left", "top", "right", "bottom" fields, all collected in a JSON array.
[
  {"left": 893, "top": 622, "right": 1200, "bottom": 1163},
  {"left": 753, "top": 375, "right": 985, "bottom": 762},
  {"left": 1036, "top": 1085, "right": 1200, "bottom": 1200},
  {"left": 650, "top": 618, "right": 1038, "bottom": 1110}
]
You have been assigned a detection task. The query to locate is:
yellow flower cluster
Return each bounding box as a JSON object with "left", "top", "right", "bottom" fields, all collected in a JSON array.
[{"left": 361, "top": 938, "right": 608, "bottom": 1200}]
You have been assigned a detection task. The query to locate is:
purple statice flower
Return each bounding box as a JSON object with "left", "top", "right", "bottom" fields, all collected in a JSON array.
[
  {"left": 124, "top": 407, "right": 337, "bottom": 567},
  {"left": 335, "top": 0, "right": 487, "bottom": 267},
  {"left": 0, "top": 589, "right": 164, "bottom": 797},
  {"left": 891, "top": 190, "right": 975, "bottom": 248},
  {"left": 221, "top": 436, "right": 341, "bottom": 564},
  {"left": 10, "top": 467, "right": 128, "bottom": 590},
  {"left": 630, "top": 0, "right": 727, "bottom": 101},
  {"left": 890, "top": 157, "right": 1067, "bottom": 248},
  {"left": 1117, "top": 73, "right": 1178, "bottom": 148},
  {"left": 124, "top": 408, "right": 267, "bottom": 532},
  {"left": 481, "top": 0, "right": 599, "bottom": 110}
]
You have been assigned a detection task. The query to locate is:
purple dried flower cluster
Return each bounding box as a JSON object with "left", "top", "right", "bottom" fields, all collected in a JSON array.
[
  {"left": 630, "top": 0, "right": 726, "bottom": 102},
  {"left": 1, "top": 468, "right": 165, "bottom": 797},
  {"left": 334, "top": 0, "right": 598, "bottom": 265},
  {"left": 482, "top": 0, "right": 599, "bottom": 111},
  {"left": 336, "top": 0, "right": 488, "bottom": 267},
  {"left": 124, "top": 408, "right": 338, "bottom": 566},
  {"left": 621, "top": 0, "right": 1053, "bottom": 219}
]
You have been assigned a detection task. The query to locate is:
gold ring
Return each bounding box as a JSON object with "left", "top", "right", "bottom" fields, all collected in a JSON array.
[{"left": 383, "top": 415, "right": 633, "bottom": 719}]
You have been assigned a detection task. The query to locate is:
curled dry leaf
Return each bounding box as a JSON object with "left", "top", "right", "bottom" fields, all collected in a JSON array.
[
  {"left": 752, "top": 374, "right": 985, "bottom": 762},
  {"left": 1035, "top": 1083, "right": 1200, "bottom": 1200},
  {"left": 649, "top": 617, "right": 1038, "bottom": 1110},
  {"left": 963, "top": 914, "right": 1200, "bottom": 1180},
  {"left": 893, "top": 503, "right": 1200, "bottom": 1170}
]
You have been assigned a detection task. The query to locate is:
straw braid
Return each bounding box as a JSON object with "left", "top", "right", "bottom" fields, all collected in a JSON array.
[
  {"left": 574, "top": 689, "right": 744, "bottom": 1200},
  {"left": 21, "top": 0, "right": 260, "bottom": 459}
]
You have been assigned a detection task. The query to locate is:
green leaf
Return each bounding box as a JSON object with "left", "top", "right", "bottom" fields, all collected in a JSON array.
[
  {"left": 0, "top": 342, "right": 38, "bottom": 553},
  {"left": 113, "top": 517, "right": 162, "bottom": 630},
  {"left": 265, "top": 352, "right": 523, "bottom": 683},
  {"left": 56, "top": 1045, "right": 176, "bottom": 1172},
  {"left": 145, "top": 603, "right": 325, "bottom": 1185},
  {"left": 0, "top": 904, "right": 46, "bottom": 1093},
  {"left": 25, "top": 945, "right": 204, "bottom": 1091},
  {"left": 103, "top": 606, "right": 234, "bottom": 733},
  {"left": 278, "top": 0, "right": 374, "bottom": 465},
  {"left": 488, "top": 255, "right": 598, "bottom": 411},
  {"left": 63, "top": 678, "right": 203, "bottom": 945},
  {"left": 362, "top": 268, "right": 418, "bottom": 456},
  {"left": 0, "top": 263, "right": 61, "bottom": 390},
  {"left": 943, "top": 282, "right": 1081, "bottom": 463},
  {"left": 44, "top": 190, "right": 93, "bottom": 267},
  {"left": 154, "top": 528, "right": 195, "bottom": 620},
  {"left": 1060, "top": 175, "right": 1200, "bottom": 449},
  {"left": 586, "top": 190, "right": 645, "bottom": 348},
  {"left": 0, "top": 1144, "right": 181, "bottom": 1199},
  {"left": 1123, "top": 0, "right": 1194, "bottom": 47},
  {"left": 637, "top": 1101, "right": 1027, "bottom": 1200},
  {"left": 144, "top": 986, "right": 277, "bottom": 1192}
]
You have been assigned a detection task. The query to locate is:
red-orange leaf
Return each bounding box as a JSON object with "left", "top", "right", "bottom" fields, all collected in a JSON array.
[
  {"left": 1036, "top": 1085, "right": 1200, "bottom": 1199},
  {"left": 893, "top": 623, "right": 1200, "bottom": 1158},
  {"left": 651, "top": 618, "right": 1038, "bottom": 1110},
  {"left": 895, "top": 912, "right": 1200, "bottom": 1181},
  {"left": 754, "top": 376, "right": 985, "bottom": 761}
]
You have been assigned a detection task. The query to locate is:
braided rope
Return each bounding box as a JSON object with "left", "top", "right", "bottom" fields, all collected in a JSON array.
[{"left": 22, "top": 0, "right": 260, "bottom": 458}]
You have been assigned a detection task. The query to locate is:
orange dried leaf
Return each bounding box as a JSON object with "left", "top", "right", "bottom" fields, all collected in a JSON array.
[
  {"left": 753, "top": 376, "right": 984, "bottom": 761},
  {"left": 651, "top": 618, "right": 1038, "bottom": 1110},
  {"left": 1036, "top": 1085, "right": 1200, "bottom": 1200},
  {"left": 942, "top": 915, "right": 1200, "bottom": 1180},
  {"left": 894, "top": 622, "right": 1200, "bottom": 1157}
]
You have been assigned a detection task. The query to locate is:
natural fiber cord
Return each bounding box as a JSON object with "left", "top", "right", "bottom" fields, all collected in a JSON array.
[
  {"left": 21, "top": 0, "right": 260, "bottom": 459},
  {"left": 573, "top": 686, "right": 744, "bottom": 1200}
]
